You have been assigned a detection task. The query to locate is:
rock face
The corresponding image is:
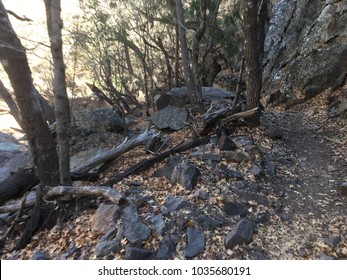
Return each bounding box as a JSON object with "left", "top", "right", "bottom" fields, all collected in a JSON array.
[{"left": 264, "top": 0, "right": 347, "bottom": 107}]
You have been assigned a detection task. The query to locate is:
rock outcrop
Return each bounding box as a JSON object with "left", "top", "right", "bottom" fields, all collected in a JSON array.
[{"left": 264, "top": 0, "right": 347, "bottom": 107}]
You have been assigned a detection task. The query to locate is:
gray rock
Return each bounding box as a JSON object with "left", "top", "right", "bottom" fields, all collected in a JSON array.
[
  {"left": 319, "top": 253, "right": 335, "bottom": 260},
  {"left": 220, "top": 151, "right": 251, "bottom": 163},
  {"left": 196, "top": 214, "right": 228, "bottom": 230},
  {"left": 91, "top": 108, "right": 126, "bottom": 133},
  {"left": 149, "top": 215, "right": 166, "bottom": 235},
  {"left": 95, "top": 241, "right": 121, "bottom": 257},
  {"left": 150, "top": 105, "right": 188, "bottom": 130},
  {"left": 218, "top": 133, "right": 236, "bottom": 151},
  {"left": 264, "top": 0, "right": 347, "bottom": 107},
  {"left": 122, "top": 205, "right": 151, "bottom": 244},
  {"left": 32, "top": 251, "right": 50, "bottom": 260},
  {"left": 263, "top": 159, "right": 276, "bottom": 176},
  {"left": 124, "top": 246, "right": 154, "bottom": 260},
  {"left": 58, "top": 247, "right": 82, "bottom": 260},
  {"left": 193, "top": 189, "right": 209, "bottom": 200},
  {"left": 156, "top": 235, "right": 177, "bottom": 260},
  {"left": 234, "top": 189, "right": 270, "bottom": 206},
  {"left": 171, "top": 160, "right": 200, "bottom": 190},
  {"left": 225, "top": 219, "right": 254, "bottom": 249},
  {"left": 329, "top": 98, "right": 347, "bottom": 118},
  {"left": 324, "top": 236, "right": 341, "bottom": 249},
  {"left": 265, "top": 126, "right": 283, "bottom": 140},
  {"left": 251, "top": 250, "right": 269, "bottom": 260},
  {"left": 224, "top": 201, "right": 247, "bottom": 217},
  {"left": 339, "top": 182, "right": 347, "bottom": 196},
  {"left": 184, "top": 227, "right": 205, "bottom": 258},
  {"left": 166, "top": 195, "right": 191, "bottom": 212},
  {"left": 155, "top": 93, "right": 187, "bottom": 110},
  {"left": 191, "top": 151, "right": 221, "bottom": 161},
  {"left": 99, "top": 227, "right": 118, "bottom": 242},
  {"left": 91, "top": 203, "right": 122, "bottom": 235},
  {"left": 249, "top": 164, "right": 263, "bottom": 176},
  {"left": 219, "top": 167, "right": 244, "bottom": 180},
  {"left": 153, "top": 156, "right": 181, "bottom": 180},
  {"left": 231, "top": 136, "right": 254, "bottom": 147}
]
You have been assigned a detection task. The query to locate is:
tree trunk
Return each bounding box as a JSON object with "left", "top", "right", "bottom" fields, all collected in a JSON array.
[
  {"left": 44, "top": 0, "right": 71, "bottom": 185},
  {"left": 242, "top": 0, "right": 268, "bottom": 126},
  {"left": 0, "top": 79, "right": 23, "bottom": 128},
  {"left": 0, "top": 2, "right": 59, "bottom": 186}
]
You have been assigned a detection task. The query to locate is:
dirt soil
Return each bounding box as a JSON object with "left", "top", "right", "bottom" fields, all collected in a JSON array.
[{"left": 0, "top": 91, "right": 346, "bottom": 260}]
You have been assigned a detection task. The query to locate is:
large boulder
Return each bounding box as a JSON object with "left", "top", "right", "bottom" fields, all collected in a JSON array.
[
  {"left": 264, "top": 0, "right": 347, "bottom": 107},
  {"left": 149, "top": 106, "right": 188, "bottom": 131}
]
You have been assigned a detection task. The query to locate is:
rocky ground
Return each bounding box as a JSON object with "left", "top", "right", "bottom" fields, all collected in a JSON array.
[{"left": 0, "top": 89, "right": 346, "bottom": 260}]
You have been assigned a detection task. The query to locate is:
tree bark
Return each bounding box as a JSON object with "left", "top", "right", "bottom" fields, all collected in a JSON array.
[
  {"left": 0, "top": 2, "right": 59, "bottom": 185},
  {"left": 0, "top": 79, "right": 23, "bottom": 128},
  {"left": 44, "top": 0, "right": 71, "bottom": 185},
  {"left": 242, "top": 0, "right": 268, "bottom": 126}
]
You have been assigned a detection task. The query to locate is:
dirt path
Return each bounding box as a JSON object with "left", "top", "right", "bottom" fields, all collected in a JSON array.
[{"left": 254, "top": 110, "right": 347, "bottom": 259}]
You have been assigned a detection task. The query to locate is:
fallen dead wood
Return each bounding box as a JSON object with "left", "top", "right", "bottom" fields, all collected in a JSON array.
[
  {"left": 0, "top": 168, "right": 39, "bottom": 205},
  {"left": 0, "top": 192, "right": 36, "bottom": 214},
  {"left": 45, "top": 186, "right": 126, "bottom": 205},
  {"left": 71, "top": 129, "right": 159, "bottom": 176},
  {"left": 223, "top": 107, "right": 258, "bottom": 123},
  {"left": 104, "top": 135, "right": 210, "bottom": 186}
]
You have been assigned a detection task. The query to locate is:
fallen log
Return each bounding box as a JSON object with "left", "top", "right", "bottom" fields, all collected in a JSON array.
[
  {"left": 71, "top": 129, "right": 159, "bottom": 175},
  {"left": 45, "top": 186, "right": 125, "bottom": 205},
  {"left": 0, "top": 192, "right": 36, "bottom": 214},
  {"left": 104, "top": 135, "right": 210, "bottom": 186}
]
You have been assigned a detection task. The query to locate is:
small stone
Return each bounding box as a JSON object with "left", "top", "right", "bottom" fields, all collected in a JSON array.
[
  {"left": 91, "top": 203, "right": 122, "bottom": 235},
  {"left": 265, "top": 126, "right": 283, "bottom": 139},
  {"left": 279, "top": 213, "right": 293, "bottom": 222},
  {"left": 218, "top": 133, "right": 236, "bottom": 151},
  {"left": 124, "top": 246, "right": 154, "bottom": 260},
  {"left": 193, "top": 189, "right": 209, "bottom": 200},
  {"left": 166, "top": 195, "right": 191, "bottom": 212},
  {"left": 122, "top": 205, "right": 151, "bottom": 244},
  {"left": 251, "top": 250, "right": 268, "bottom": 260},
  {"left": 232, "top": 136, "right": 254, "bottom": 147},
  {"left": 171, "top": 160, "right": 200, "bottom": 190},
  {"left": 223, "top": 201, "right": 247, "bottom": 217},
  {"left": 319, "top": 253, "right": 335, "bottom": 260},
  {"left": 32, "top": 251, "right": 50, "bottom": 260},
  {"left": 184, "top": 227, "right": 205, "bottom": 258},
  {"left": 221, "top": 151, "right": 251, "bottom": 163},
  {"left": 324, "top": 236, "right": 340, "bottom": 249},
  {"left": 95, "top": 241, "right": 120, "bottom": 257},
  {"left": 156, "top": 235, "right": 177, "bottom": 260},
  {"left": 149, "top": 215, "right": 166, "bottom": 235},
  {"left": 225, "top": 219, "right": 254, "bottom": 249},
  {"left": 249, "top": 164, "right": 263, "bottom": 176}
]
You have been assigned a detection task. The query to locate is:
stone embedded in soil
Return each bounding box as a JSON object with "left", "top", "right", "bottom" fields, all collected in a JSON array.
[
  {"left": 220, "top": 151, "right": 251, "bottom": 163},
  {"left": 149, "top": 105, "right": 188, "bottom": 130},
  {"left": 58, "top": 246, "right": 82, "bottom": 260},
  {"left": 32, "top": 251, "right": 50, "bottom": 260},
  {"left": 95, "top": 241, "right": 121, "bottom": 257},
  {"left": 218, "top": 133, "right": 236, "bottom": 151},
  {"left": 324, "top": 236, "right": 341, "bottom": 249},
  {"left": 166, "top": 195, "right": 191, "bottom": 212},
  {"left": 153, "top": 155, "right": 181, "bottom": 180},
  {"left": 124, "top": 246, "right": 154, "bottom": 260},
  {"left": 251, "top": 250, "right": 269, "bottom": 260},
  {"left": 193, "top": 189, "right": 209, "bottom": 200},
  {"left": 149, "top": 214, "right": 166, "bottom": 235},
  {"left": 264, "top": 126, "right": 283, "bottom": 139},
  {"left": 225, "top": 219, "right": 254, "bottom": 249},
  {"left": 196, "top": 213, "right": 228, "bottom": 230},
  {"left": 184, "top": 227, "right": 205, "bottom": 258},
  {"left": 122, "top": 205, "right": 151, "bottom": 244},
  {"left": 171, "top": 160, "right": 200, "bottom": 190},
  {"left": 223, "top": 201, "right": 247, "bottom": 217},
  {"left": 319, "top": 253, "right": 335, "bottom": 260},
  {"left": 231, "top": 136, "right": 254, "bottom": 147},
  {"left": 156, "top": 235, "right": 177, "bottom": 260},
  {"left": 219, "top": 166, "right": 244, "bottom": 180},
  {"left": 249, "top": 164, "right": 263, "bottom": 176},
  {"left": 234, "top": 189, "right": 270, "bottom": 206},
  {"left": 91, "top": 203, "right": 122, "bottom": 235}
]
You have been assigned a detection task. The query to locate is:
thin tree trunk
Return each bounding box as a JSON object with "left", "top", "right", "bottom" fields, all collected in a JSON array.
[
  {"left": 0, "top": 2, "right": 59, "bottom": 186},
  {"left": 44, "top": 0, "right": 71, "bottom": 185},
  {"left": 175, "top": 0, "right": 196, "bottom": 106},
  {"left": 242, "top": 0, "right": 268, "bottom": 126},
  {"left": 0, "top": 79, "right": 23, "bottom": 128},
  {"left": 174, "top": 19, "right": 180, "bottom": 87}
]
